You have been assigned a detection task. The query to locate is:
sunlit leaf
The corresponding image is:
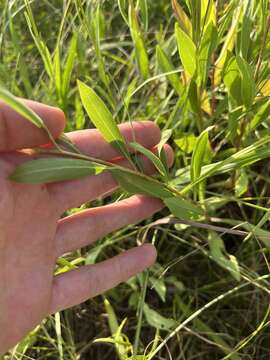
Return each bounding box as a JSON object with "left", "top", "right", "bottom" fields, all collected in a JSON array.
[
  {"left": 171, "top": 0, "right": 192, "bottom": 35},
  {"left": 175, "top": 23, "right": 197, "bottom": 77},
  {"left": 77, "top": 80, "right": 130, "bottom": 159},
  {"left": 175, "top": 134, "right": 197, "bottom": 154},
  {"left": 214, "top": 5, "right": 242, "bottom": 85},
  {"left": 0, "top": 86, "right": 43, "bottom": 128},
  {"left": 129, "top": 2, "right": 149, "bottom": 79}
]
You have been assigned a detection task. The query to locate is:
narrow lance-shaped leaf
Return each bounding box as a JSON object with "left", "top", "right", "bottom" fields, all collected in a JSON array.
[
  {"left": 158, "top": 129, "right": 172, "bottom": 178},
  {"left": 198, "top": 22, "right": 218, "bottom": 86},
  {"left": 164, "top": 196, "right": 204, "bottom": 220},
  {"left": 143, "top": 303, "right": 176, "bottom": 331},
  {"left": 129, "top": 142, "right": 167, "bottom": 177},
  {"left": 10, "top": 158, "right": 106, "bottom": 184},
  {"left": 208, "top": 231, "right": 241, "bottom": 281},
  {"left": 247, "top": 99, "right": 270, "bottom": 134},
  {"left": 158, "top": 129, "right": 172, "bottom": 156},
  {"left": 117, "top": 0, "right": 129, "bottom": 25},
  {"left": 138, "top": 0, "right": 148, "bottom": 31},
  {"left": 224, "top": 54, "right": 243, "bottom": 107},
  {"left": 175, "top": 23, "right": 197, "bottom": 78},
  {"left": 53, "top": 45, "right": 62, "bottom": 101},
  {"left": 214, "top": 4, "right": 242, "bottom": 85},
  {"left": 129, "top": 2, "right": 149, "bottom": 79},
  {"left": 171, "top": 0, "right": 192, "bottom": 36},
  {"left": 0, "top": 86, "right": 44, "bottom": 128},
  {"left": 62, "top": 34, "right": 77, "bottom": 99},
  {"left": 110, "top": 169, "right": 172, "bottom": 199},
  {"left": 77, "top": 80, "right": 130, "bottom": 159},
  {"left": 156, "top": 45, "right": 183, "bottom": 95},
  {"left": 24, "top": 0, "right": 53, "bottom": 79},
  {"left": 201, "top": 0, "right": 216, "bottom": 26},
  {"left": 191, "top": 127, "right": 213, "bottom": 183},
  {"left": 236, "top": 56, "right": 256, "bottom": 110}
]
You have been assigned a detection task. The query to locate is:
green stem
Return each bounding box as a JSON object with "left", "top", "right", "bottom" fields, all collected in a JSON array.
[
  {"left": 133, "top": 270, "right": 149, "bottom": 358},
  {"left": 37, "top": 148, "right": 185, "bottom": 198}
]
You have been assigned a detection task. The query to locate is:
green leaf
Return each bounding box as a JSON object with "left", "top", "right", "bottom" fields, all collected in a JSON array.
[
  {"left": 164, "top": 196, "right": 203, "bottom": 220},
  {"left": 175, "top": 134, "right": 197, "bottom": 154},
  {"left": 149, "top": 277, "right": 166, "bottom": 302},
  {"left": 111, "top": 170, "right": 172, "bottom": 199},
  {"left": 0, "top": 86, "right": 44, "bottom": 128},
  {"left": 129, "top": 142, "right": 167, "bottom": 176},
  {"left": 156, "top": 45, "right": 183, "bottom": 95},
  {"left": 138, "top": 0, "right": 148, "bottom": 31},
  {"left": 143, "top": 303, "right": 176, "bottom": 331},
  {"left": 53, "top": 45, "right": 61, "bottom": 100},
  {"left": 77, "top": 80, "right": 129, "bottom": 159},
  {"left": 214, "top": 4, "right": 241, "bottom": 85},
  {"left": 10, "top": 158, "right": 106, "bottom": 184},
  {"left": 104, "top": 299, "right": 119, "bottom": 335},
  {"left": 247, "top": 99, "right": 270, "bottom": 133},
  {"left": 235, "top": 169, "right": 248, "bottom": 197},
  {"left": 208, "top": 231, "right": 241, "bottom": 281},
  {"left": 62, "top": 34, "right": 77, "bottom": 99},
  {"left": 191, "top": 127, "right": 213, "bottom": 183},
  {"left": 172, "top": 0, "right": 192, "bottom": 35},
  {"left": 158, "top": 129, "right": 172, "bottom": 155},
  {"left": 118, "top": 0, "right": 129, "bottom": 25},
  {"left": 224, "top": 54, "right": 242, "bottom": 107},
  {"left": 175, "top": 23, "right": 197, "bottom": 77},
  {"left": 236, "top": 56, "right": 256, "bottom": 109},
  {"left": 198, "top": 22, "right": 218, "bottom": 86},
  {"left": 129, "top": 2, "right": 149, "bottom": 79},
  {"left": 240, "top": 4, "right": 253, "bottom": 60}
]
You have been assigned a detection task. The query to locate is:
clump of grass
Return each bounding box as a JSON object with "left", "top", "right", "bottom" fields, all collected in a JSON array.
[{"left": 2, "top": 0, "right": 270, "bottom": 359}]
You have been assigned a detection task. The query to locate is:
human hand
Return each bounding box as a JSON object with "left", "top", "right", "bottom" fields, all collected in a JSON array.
[{"left": 0, "top": 99, "right": 173, "bottom": 354}]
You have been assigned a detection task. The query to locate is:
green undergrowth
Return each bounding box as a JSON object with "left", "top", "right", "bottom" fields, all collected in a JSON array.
[{"left": 1, "top": 0, "right": 270, "bottom": 359}]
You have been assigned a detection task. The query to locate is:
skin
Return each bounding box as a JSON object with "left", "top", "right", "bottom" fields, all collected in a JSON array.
[{"left": 0, "top": 99, "right": 174, "bottom": 354}]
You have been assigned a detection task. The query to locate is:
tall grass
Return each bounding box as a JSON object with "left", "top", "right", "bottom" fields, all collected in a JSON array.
[{"left": 1, "top": 0, "right": 270, "bottom": 358}]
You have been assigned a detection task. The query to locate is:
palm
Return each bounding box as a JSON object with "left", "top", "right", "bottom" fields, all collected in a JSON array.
[
  {"left": 0, "top": 99, "right": 173, "bottom": 354},
  {"left": 0, "top": 171, "right": 57, "bottom": 346}
]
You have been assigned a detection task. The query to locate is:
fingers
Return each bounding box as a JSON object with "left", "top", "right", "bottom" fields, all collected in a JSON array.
[
  {"left": 48, "top": 144, "right": 174, "bottom": 213},
  {"left": 66, "top": 121, "right": 161, "bottom": 160},
  {"left": 55, "top": 195, "right": 163, "bottom": 257},
  {"left": 50, "top": 244, "right": 156, "bottom": 313},
  {"left": 0, "top": 99, "right": 65, "bottom": 152}
]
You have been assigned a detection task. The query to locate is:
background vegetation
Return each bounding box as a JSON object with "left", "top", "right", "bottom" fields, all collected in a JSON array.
[{"left": 1, "top": 0, "right": 270, "bottom": 358}]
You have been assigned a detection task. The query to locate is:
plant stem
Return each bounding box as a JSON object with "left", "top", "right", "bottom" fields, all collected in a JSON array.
[
  {"left": 37, "top": 148, "right": 185, "bottom": 198},
  {"left": 133, "top": 270, "right": 149, "bottom": 358}
]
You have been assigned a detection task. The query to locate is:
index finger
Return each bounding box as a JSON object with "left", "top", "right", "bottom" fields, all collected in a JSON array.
[{"left": 0, "top": 99, "right": 65, "bottom": 152}]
